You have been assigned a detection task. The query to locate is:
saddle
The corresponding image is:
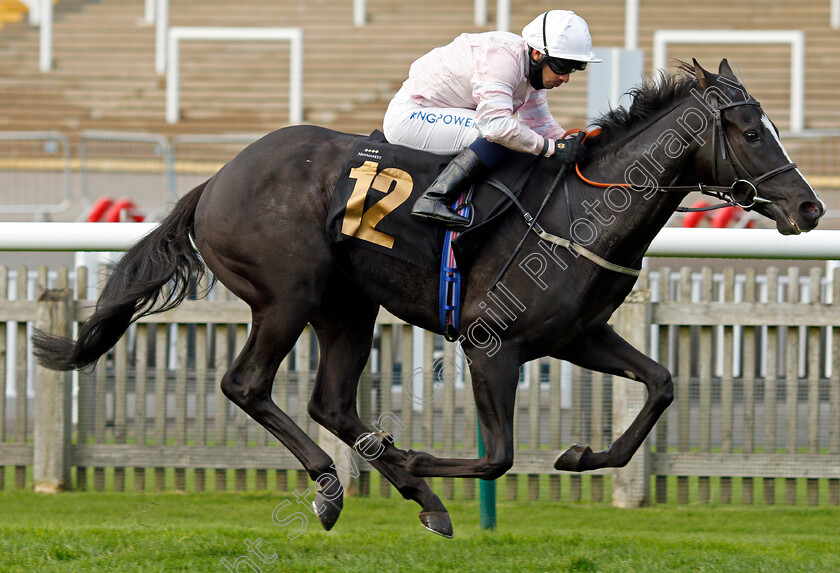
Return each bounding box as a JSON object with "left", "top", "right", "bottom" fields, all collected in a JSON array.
[{"left": 326, "top": 131, "right": 540, "bottom": 274}]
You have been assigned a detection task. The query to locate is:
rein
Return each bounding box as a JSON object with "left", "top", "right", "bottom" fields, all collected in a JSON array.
[
  {"left": 575, "top": 162, "right": 733, "bottom": 213},
  {"left": 487, "top": 172, "right": 641, "bottom": 288},
  {"left": 488, "top": 164, "right": 570, "bottom": 292}
]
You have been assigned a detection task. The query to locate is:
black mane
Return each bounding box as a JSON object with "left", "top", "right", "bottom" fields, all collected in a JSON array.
[{"left": 586, "top": 65, "right": 700, "bottom": 152}]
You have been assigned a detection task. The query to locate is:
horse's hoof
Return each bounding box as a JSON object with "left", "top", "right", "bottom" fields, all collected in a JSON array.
[
  {"left": 554, "top": 444, "right": 593, "bottom": 472},
  {"left": 419, "top": 511, "right": 454, "bottom": 538},
  {"left": 314, "top": 490, "right": 343, "bottom": 531}
]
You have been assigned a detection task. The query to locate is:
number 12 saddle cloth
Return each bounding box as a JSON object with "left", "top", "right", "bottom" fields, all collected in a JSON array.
[
  {"left": 326, "top": 130, "right": 540, "bottom": 337},
  {"left": 326, "top": 130, "right": 539, "bottom": 273}
]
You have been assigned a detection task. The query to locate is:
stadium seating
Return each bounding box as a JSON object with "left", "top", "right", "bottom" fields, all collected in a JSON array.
[{"left": 1, "top": 0, "right": 839, "bottom": 140}]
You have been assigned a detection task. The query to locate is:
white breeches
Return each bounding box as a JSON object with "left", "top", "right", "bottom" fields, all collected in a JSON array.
[{"left": 383, "top": 87, "right": 483, "bottom": 155}]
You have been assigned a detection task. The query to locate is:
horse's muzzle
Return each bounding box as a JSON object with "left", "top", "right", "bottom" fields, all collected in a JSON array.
[{"left": 798, "top": 200, "right": 824, "bottom": 231}]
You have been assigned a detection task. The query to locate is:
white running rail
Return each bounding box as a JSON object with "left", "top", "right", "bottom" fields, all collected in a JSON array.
[{"left": 3, "top": 225, "right": 840, "bottom": 259}]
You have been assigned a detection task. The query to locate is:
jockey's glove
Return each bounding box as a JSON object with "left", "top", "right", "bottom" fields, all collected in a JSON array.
[{"left": 552, "top": 137, "right": 586, "bottom": 165}]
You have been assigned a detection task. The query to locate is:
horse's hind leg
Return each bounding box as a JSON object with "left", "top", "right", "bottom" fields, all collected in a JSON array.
[
  {"left": 309, "top": 285, "right": 453, "bottom": 537},
  {"left": 220, "top": 305, "right": 345, "bottom": 530}
]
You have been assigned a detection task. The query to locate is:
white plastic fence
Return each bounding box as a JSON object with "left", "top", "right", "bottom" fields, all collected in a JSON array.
[
  {"left": 155, "top": 0, "right": 169, "bottom": 73},
  {"left": 473, "top": 0, "right": 510, "bottom": 31},
  {"left": 0, "top": 225, "right": 839, "bottom": 258},
  {"left": 625, "top": 0, "right": 639, "bottom": 50},
  {"left": 354, "top": 0, "right": 366, "bottom": 27},
  {"left": 145, "top": 0, "right": 155, "bottom": 25},
  {"left": 165, "top": 27, "right": 303, "bottom": 125},
  {"left": 29, "top": 0, "right": 839, "bottom": 82},
  {"left": 38, "top": 0, "right": 52, "bottom": 72},
  {"left": 653, "top": 30, "right": 806, "bottom": 132}
]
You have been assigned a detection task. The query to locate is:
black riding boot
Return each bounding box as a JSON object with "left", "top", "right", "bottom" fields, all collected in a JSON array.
[{"left": 411, "top": 147, "right": 487, "bottom": 227}]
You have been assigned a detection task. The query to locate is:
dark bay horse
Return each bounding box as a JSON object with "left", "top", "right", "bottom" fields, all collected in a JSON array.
[{"left": 33, "top": 60, "right": 823, "bottom": 537}]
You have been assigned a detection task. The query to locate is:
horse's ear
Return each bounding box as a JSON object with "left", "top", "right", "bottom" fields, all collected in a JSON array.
[
  {"left": 692, "top": 58, "right": 709, "bottom": 90},
  {"left": 718, "top": 58, "right": 738, "bottom": 82}
]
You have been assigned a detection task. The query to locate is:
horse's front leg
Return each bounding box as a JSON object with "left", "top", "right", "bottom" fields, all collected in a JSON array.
[
  {"left": 553, "top": 324, "right": 673, "bottom": 472},
  {"left": 403, "top": 350, "right": 520, "bottom": 480}
]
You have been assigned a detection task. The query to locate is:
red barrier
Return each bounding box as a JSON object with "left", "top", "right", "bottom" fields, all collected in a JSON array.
[
  {"left": 683, "top": 203, "right": 753, "bottom": 229},
  {"left": 103, "top": 198, "right": 144, "bottom": 222},
  {"left": 681, "top": 201, "right": 710, "bottom": 228},
  {"left": 710, "top": 206, "right": 737, "bottom": 228},
  {"left": 87, "top": 197, "right": 144, "bottom": 222},
  {"left": 87, "top": 196, "right": 114, "bottom": 222}
]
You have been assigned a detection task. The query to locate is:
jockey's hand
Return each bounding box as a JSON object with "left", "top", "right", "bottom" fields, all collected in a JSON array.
[{"left": 552, "top": 137, "right": 586, "bottom": 165}]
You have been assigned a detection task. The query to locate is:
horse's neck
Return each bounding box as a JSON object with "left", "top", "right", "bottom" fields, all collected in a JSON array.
[{"left": 579, "top": 103, "right": 702, "bottom": 265}]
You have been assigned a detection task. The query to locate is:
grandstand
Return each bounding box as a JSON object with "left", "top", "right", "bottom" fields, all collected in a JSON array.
[
  {"left": 3, "top": 0, "right": 840, "bottom": 135},
  {"left": 0, "top": 0, "right": 838, "bottom": 221}
]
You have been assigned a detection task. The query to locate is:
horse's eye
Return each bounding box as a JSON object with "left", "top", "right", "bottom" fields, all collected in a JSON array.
[{"left": 744, "top": 130, "right": 760, "bottom": 142}]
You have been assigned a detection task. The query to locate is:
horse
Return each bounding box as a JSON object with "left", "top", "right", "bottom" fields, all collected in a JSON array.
[{"left": 33, "top": 59, "right": 823, "bottom": 537}]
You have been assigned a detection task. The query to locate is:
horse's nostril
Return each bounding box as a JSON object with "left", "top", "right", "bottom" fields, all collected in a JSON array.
[{"left": 800, "top": 201, "right": 823, "bottom": 222}]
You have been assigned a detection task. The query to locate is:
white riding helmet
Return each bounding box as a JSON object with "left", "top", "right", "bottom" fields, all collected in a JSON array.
[{"left": 521, "top": 10, "right": 602, "bottom": 63}]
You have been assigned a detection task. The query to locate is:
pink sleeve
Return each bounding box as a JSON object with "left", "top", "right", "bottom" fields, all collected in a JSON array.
[
  {"left": 519, "top": 90, "right": 566, "bottom": 142},
  {"left": 470, "top": 43, "right": 553, "bottom": 155}
]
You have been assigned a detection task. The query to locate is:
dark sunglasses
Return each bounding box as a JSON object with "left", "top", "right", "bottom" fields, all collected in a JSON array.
[{"left": 545, "top": 57, "right": 587, "bottom": 75}]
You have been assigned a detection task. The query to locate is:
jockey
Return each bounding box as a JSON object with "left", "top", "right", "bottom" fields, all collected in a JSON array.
[{"left": 383, "top": 10, "right": 601, "bottom": 227}]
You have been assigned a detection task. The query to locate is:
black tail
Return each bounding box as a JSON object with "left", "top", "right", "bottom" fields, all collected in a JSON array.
[{"left": 32, "top": 182, "right": 210, "bottom": 371}]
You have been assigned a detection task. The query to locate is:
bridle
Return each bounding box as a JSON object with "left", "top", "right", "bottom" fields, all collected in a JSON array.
[
  {"left": 487, "top": 91, "right": 801, "bottom": 283},
  {"left": 576, "top": 95, "right": 799, "bottom": 211},
  {"left": 696, "top": 96, "right": 797, "bottom": 208}
]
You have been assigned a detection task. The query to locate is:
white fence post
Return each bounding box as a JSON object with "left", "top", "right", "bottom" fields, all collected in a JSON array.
[
  {"left": 145, "top": 0, "right": 156, "bottom": 25},
  {"left": 21, "top": 0, "right": 39, "bottom": 25},
  {"left": 39, "top": 0, "right": 52, "bottom": 72},
  {"left": 474, "top": 0, "right": 487, "bottom": 26},
  {"left": 353, "top": 0, "right": 366, "bottom": 27},
  {"left": 790, "top": 33, "right": 806, "bottom": 133},
  {"left": 625, "top": 0, "right": 639, "bottom": 50},
  {"left": 832, "top": 0, "right": 840, "bottom": 29},
  {"left": 611, "top": 290, "right": 652, "bottom": 507},
  {"left": 155, "top": 0, "right": 169, "bottom": 73},
  {"left": 496, "top": 0, "right": 510, "bottom": 32},
  {"left": 653, "top": 30, "right": 806, "bottom": 132},
  {"left": 33, "top": 286, "right": 74, "bottom": 492}
]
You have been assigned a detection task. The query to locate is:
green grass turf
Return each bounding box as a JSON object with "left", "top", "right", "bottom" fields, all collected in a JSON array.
[{"left": 1, "top": 491, "right": 838, "bottom": 572}]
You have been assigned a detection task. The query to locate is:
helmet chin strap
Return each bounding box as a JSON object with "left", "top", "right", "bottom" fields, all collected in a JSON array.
[
  {"left": 527, "top": 50, "right": 547, "bottom": 90},
  {"left": 528, "top": 10, "right": 552, "bottom": 90}
]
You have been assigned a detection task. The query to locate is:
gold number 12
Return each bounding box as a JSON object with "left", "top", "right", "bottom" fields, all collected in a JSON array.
[{"left": 340, "top": 160, "right": 414, "bottom": 249}]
